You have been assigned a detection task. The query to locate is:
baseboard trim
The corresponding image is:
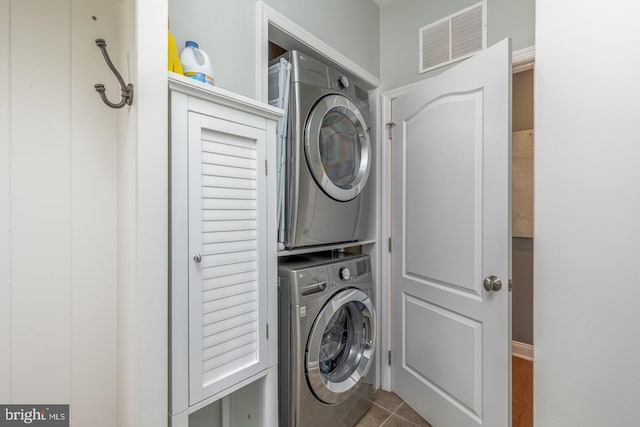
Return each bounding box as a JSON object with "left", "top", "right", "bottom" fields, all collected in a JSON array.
[{"left": 512, "top": 340, "right": 534, "bottom": 361}]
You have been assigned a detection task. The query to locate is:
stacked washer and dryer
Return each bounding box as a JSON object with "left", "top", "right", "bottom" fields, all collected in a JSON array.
[{"left": 269, "top": 51, "right": 377, "bottom": 427}]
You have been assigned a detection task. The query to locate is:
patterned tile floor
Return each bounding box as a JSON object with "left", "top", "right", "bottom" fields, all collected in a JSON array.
[
  {"left": 357, "top": 356, "right": 533, "bottom": 427},
  {"left": 355, "top": 389, "right": 432, "bottom": 427}
]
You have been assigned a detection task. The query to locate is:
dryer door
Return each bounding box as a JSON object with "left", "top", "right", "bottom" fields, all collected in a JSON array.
[
  {"left": 306, "top": 288, "right": 376, "bottom": 404},
  {"left": 304, "top": 94, "right": 371, "bottom": 202}
]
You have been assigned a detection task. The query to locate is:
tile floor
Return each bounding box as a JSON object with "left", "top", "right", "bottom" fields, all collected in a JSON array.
[
  {"left": 355, "top": 389, "right": 431, "bottom": 427},
  {"left": 356, "top": 356, "right": 533, "bottom": 427}
]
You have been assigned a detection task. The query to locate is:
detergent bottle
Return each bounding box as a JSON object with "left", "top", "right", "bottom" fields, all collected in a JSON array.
[
  {"left": 180, "top": 41, "right": 215, "bottom": 85},
  {"left": 168, "top": 31, "right": 183, "bottom": 74}
]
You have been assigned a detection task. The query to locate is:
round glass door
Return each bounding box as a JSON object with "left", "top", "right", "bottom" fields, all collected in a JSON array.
[
  {"left": 304, "top": 94, "right": 371, "bottom": 202},
  {"left": 306, "top": 288, "right": 376, "bottom": 404}
]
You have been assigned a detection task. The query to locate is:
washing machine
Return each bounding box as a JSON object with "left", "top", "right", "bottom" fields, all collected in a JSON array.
[
  {"left": 279, "top": 50, "right": 374, "bottom": 249},
  {"left": 278, "top": 254, "right": 376, "bottom": 427}
]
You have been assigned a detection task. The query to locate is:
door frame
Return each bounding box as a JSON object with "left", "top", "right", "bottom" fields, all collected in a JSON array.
[{"left": 379, "top": 46, "right": 535, "bottom": 390}]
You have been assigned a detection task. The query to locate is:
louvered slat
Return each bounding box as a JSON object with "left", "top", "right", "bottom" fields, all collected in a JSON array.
[
  {"left": 202, "top": 343, "right": 257, "bottom": 374},
  {"left": 202, "top": 352, "right": 256, "bottom": 383},
  {"left": 202, "top": 175, "right": 256, "bottom": 190},
  {"left": 202, "top": 331, "right": 257, "bottom": 361},
  {"left": 202, "top": 220, "right": 256, "bottom": 233},
  {"left": 419, "top": 1, "right": 485, "bottom": 73},
  {"left": 202, "top": 187, "right": 256, "bottom": 200},
  {"left": 202, "top": 300, "right": 257, "bottom": 326},
  {"left": 202, "top": 163, "right": 256, "bottom": 180},
  {"left": 202, "top": 198, "right": 256, "bottom": 210},
  {"left": 421, "top": 20, "right": 450, "bottom": 71},
  {"left": 451, "top": 5, "right": 483, "bottom": 59},
  {"left": 203, "top": 280, "right": 256, "bottom": 303},
  {"left": 202, "top": 152, "right": 255, "bottom": 170},
  {"left": 202, "top": 240, "right": 257, "bottom": 255},
  {"left": 201, "top": 140, "right": 257, "bottom": 159},
  {"left": 202, "top": 311, "right": 257, "bottom": 339},
  {"left": 201, "top": 130, "right": 257, "bottom": 150},
  {"left": 201, "top": 249, "right": 256, "bottom": 268},
  {"left": 201, "top": 261, "right": 257, "bottom": 280},
  {"left": 202, "top": 291, "right": 258, "bottom": 315},
  {"left": 202, "top": 210, "right": 256, "bottom": 221},
  {"left": 202, "top": 321, "right": 257, "bottom": 350},
  {"left": 202, "top": 271, "right": 257, "bottom": 292}
]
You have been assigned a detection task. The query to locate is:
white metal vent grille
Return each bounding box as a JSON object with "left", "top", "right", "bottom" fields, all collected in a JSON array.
[{"left": 419, "top": 1, "right": 486, "bottom": 73}]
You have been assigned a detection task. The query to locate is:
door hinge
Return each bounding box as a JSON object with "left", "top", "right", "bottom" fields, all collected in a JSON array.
[
  {"left": 388, "top": 350, "right": 392, "bottom": 366},
  {"left": 385, "top": 122, "right": 397, "bottom": 140},
  {"left": 265, "top": 160, "right": 268, "bottom": 176},
  {"left": 266, "top": 323, "right": 269, "bottom": 339},
  {"left": 388, "top": 237, "right": 392, "bottom": 253}
]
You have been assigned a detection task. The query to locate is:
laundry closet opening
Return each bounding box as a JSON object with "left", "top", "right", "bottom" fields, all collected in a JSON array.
[
  {"left": 265, "top": 14, "right": 384, "bottom": 426},
  {"left": 512, "top": 64, "right": 534, "bottom": 427}
]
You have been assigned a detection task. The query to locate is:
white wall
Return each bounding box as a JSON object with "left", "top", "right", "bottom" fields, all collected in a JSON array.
[
  {"left": 116, "top": 0, "right": 169, "bottom": 426},
  {"left": 535, "top": 0, "right": 640, "bottom": 425},
  {"left": 380, "top": 0, "right": 535, "bottom": 91},
  {"left": 168, "top": 0, "right": 380, "bottom": 99},
  {"left": 0, "top": 0, "right": 118, "bottom": 424}
]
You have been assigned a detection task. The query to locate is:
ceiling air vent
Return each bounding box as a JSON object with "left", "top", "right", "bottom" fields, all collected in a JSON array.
[{"left": 419, "top": 1, "right": 486, "bottom": 73}]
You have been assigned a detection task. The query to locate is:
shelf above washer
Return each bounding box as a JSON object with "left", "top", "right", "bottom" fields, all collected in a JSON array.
[{"left": 277, "top": 240, "right": 377, "bottom": 257}]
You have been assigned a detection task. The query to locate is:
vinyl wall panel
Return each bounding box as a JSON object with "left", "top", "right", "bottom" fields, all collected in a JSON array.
[
  {"left": 10, "top": 0, "right": 73, "bottom": 402},
  {"left": 0, "top": 0, "right": 11, "bottom": 403},
  {"left": 70, "top": 1, "right": 118, "bottom": 425}
]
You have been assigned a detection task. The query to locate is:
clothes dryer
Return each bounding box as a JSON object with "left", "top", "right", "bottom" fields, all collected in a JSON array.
[
  {"left": 278, "top": 254, "right": 376, "bottom": 427},
  {"left": 278, "top": 51, "right": 374, "bottom": 249}
]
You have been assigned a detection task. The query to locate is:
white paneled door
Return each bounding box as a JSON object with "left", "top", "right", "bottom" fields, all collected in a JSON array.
[{"left": 391, "top": 39, "right": 512, "bottom": 427}]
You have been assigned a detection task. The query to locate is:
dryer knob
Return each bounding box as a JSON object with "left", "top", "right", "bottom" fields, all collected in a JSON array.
[
  {"left": 339, "top": 267, "right": 351, "bottom": 281},
  {"left": 338, "top": 76, "right": 349, "bottom": 89}
]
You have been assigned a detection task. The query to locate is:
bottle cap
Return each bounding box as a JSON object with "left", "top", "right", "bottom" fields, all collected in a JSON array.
[{"left": 185, "top": 40, "right": 199, "bottom": 49}]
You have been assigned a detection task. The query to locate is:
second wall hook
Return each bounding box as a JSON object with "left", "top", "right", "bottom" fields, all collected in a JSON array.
[{"left": 94, "top": 38, "right": 134, "bottom": 108}]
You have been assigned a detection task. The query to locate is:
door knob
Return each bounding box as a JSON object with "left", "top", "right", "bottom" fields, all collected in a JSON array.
[
  {"left": 483, "top": 275, "right": 502, "bottom": 292},
  {"left": 194, "top": 254, "right": 202, "bottom": 263}
]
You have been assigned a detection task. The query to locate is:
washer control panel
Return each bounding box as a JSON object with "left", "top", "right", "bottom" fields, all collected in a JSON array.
[
  {"left": 282, "top": 255, "right": 371, "bottom": 300},
  {"left": 339, "top": 267, "right": 351, "bottom": 281}
]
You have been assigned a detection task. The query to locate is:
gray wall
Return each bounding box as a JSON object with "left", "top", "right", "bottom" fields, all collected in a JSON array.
[
  {"left": 169, "top": 0, "right": 258, "bottom": 98},
  {"left": 512, "top": 69, "right": 534, "bottom": 345},
  {"left": 266, "top": 0, "right": 380, "bottom": 76},
  {"left": 512, "top": 238, "right": 533, "bottom": 344},
  {"left": 169, "top": 0, "right": 380, "bottom": 98},
  {"left": 380, "top": 0, "right": 535, "bottom": 91}
]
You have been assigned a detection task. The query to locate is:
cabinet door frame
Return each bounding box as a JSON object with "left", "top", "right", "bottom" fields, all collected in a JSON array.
[{"left": 187, "top": 111, "right": 269, "bottom": 405}]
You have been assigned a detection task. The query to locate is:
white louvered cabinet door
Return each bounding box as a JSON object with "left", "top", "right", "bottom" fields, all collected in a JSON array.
[{"left": 187, "top": 112, "right": 268, "bottom": 405}]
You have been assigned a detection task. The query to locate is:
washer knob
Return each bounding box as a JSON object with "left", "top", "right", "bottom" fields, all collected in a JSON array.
[
  {"left": 338, "top": 76, "right": 349, "bottom": 89},
  {"left": 339, "top": 267, "right": 351, "bottom": 281}
]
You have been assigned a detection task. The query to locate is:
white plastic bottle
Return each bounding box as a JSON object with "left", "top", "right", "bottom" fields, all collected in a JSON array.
[{"left": 180, "top": 40, "right": 215, "bottom": 85}]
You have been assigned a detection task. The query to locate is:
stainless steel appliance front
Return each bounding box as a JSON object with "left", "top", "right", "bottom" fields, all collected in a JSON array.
[
  {"left": 278, "top": 254, "right": 376, "bottom": 427},
  {"left": 279, "top": 51, "right": 373, "bottom": 249}
]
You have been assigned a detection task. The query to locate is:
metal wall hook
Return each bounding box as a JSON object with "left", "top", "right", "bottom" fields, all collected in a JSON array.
[{"left": 94, "top": 38, "right": 134, "bottom": 108}]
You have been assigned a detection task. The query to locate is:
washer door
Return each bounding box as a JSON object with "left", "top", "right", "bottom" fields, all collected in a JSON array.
[
  {"left": 304, "top": 94, "right": 371, "bottom": 202},
  {"left": 306, "top": 288, "right": 376, "bottom": 404}
]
